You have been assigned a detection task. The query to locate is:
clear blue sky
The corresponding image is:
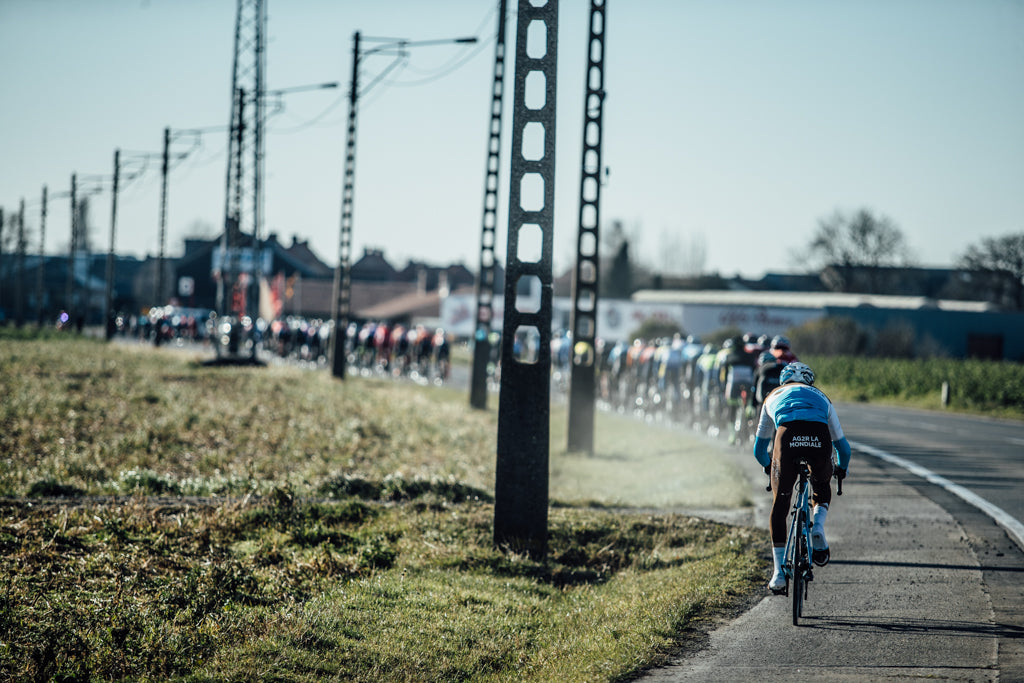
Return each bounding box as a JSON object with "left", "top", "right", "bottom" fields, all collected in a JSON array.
[{"left": 2, "top": 0, "right": 1022, "bottom": 280}]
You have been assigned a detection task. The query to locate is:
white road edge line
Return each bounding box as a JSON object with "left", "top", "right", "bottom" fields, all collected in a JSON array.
[{"left": 851, "top": 440, "right": 1024, "bottom": 553}]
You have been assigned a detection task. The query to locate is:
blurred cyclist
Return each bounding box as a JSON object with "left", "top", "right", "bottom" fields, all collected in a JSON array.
[{"left": 769, "top": 335, "right": 798, "bottom": 364}]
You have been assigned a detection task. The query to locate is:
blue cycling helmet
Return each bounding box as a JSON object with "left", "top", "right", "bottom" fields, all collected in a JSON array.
[{"left": 779, "top": 361, "right": 815, "bottom": 386}]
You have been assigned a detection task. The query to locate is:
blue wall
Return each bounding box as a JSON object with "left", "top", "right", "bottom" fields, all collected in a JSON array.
[{"left": 826, "top": 306, "right": 1024, "bottom": 361}]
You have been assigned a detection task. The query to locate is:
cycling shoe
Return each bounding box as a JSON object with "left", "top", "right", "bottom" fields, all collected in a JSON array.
[
  {"left": 811, "top": 526, "right": 830, "bottom": 567},
  {"left": 768, "top": 572, "right": 787, "bottom": 594}
]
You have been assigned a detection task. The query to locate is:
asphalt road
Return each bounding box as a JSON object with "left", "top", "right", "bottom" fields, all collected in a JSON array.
[
  {"left": 836, "top": 403, "right": 1024, "bottom": 546},
  {"left": 637, "top": 402, "right": 1024, "bottom": 682}
]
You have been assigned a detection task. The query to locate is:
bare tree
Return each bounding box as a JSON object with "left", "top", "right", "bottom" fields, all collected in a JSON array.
[
  {"left": 656, "top": 229, "right": 706, "bottom": 277},
  {"left": 656, "top": 227, "right": 682, "bottom": 275},
  {"left": 806, "top": 208, "right": 912, "bottom": 293},
  {"left": 681, "top": 232, "right": 707, "bottom": 277},
  {"left": 955, "top": 232, "right": 1024, "bottom": 310},
  {"left": 603, "top": 221, "right": 634, "bottom": 298}
]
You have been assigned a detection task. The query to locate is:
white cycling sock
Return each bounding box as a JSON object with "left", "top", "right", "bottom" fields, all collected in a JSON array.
[
  {"left": 772, "top": 546, "right": 785, "bottom": 573},
  {"left": 813, "top": 504, "right": 828, "bottom": 529}
]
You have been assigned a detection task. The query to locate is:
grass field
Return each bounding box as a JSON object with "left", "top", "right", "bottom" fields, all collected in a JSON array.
[{"left": 0, "top": 334, "right": 762, "bottom": 681}]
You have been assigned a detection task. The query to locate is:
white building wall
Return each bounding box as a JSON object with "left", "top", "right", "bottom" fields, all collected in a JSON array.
[
  {"left": 441, "top": 294, "right": 825, "bottom": 342},
  {"left": 680, "top": 304, "right": 822, "bottom": 339}
]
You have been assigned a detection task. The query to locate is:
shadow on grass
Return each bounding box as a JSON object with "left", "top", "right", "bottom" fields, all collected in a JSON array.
[
  {"left": 453, "top": 515, "right": 743, "bottom": 589},
  {"left": 318, "top": 473, "right": 494, "bottom": 505},
  {"left": 27, "top": 479, "right": 87, "bottom": 498},
  {"left": 200, "top": 356, "right": 266, "bottom": 367}
]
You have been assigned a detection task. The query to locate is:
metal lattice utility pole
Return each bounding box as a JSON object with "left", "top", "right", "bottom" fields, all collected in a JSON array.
[
  {"left": 470, "top": 0, "right": 510, "bottom": 410},
  {"left": 219, "top": 0, "right": 266, "bottom": 322},
  {"left": 104, "top": 150, "right": 120, "bottom": 340},
  {"left": 156, "top": 128, "right": 169, "bottom": 308},
  {"left": 36, "top": 186, "right": 47, "bottom": 326},
  {"left": 15, "top": 199, "right": 25, "bottom": 327},
  {"left": 0, "top": 209, "right": 4, "bottom": 298},
  {"left": 493, "top": 0, "right": 559, "bottom": 559},
  {"left": 330, "top": 30, "right": 360, "bottom": 380},
  {"left": 330, "top": 33, "right": 476, "bottom": 379},
  {"left": 567, "top": 0, "right": 608, "bottom": 454},
  {"left": 65, "top": 173, "right": 77, "bottom": 315}
]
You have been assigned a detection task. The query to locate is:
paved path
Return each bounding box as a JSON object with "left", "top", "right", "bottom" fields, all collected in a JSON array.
[{"left": 636, "top": 431, "right": 1024, "bottom": 682}]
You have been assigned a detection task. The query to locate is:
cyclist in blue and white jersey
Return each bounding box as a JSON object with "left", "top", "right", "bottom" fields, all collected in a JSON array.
[{"left": 753, "top": 362, "right": 852, "bottom": 593}]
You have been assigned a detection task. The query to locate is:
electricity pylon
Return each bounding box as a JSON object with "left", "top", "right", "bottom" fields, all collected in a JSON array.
[{"left": 218, "top": 0, "right": 267, "bottom": 322}]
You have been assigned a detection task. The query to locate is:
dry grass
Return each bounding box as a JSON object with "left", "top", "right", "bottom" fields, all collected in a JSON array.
[
  {"left": 0, "top": 333, "right": 763, "bottom": 682},
  {"left": 1, "top": 336, "right": 496, "bottom": 499}
]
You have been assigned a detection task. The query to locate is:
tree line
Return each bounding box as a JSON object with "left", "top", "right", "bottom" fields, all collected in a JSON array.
[{"left": 598, "top": 208, "right": 1024, "bottom": 311}]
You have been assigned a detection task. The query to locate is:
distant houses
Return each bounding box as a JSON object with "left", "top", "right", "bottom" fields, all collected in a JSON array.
[
  {"left": 0, "top": 233, "right": 478, "bottom": 328},
  {"left": 1, "top": 236, "right": 1021, "bottom": 360}
]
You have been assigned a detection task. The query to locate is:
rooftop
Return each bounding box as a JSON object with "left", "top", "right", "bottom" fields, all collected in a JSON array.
[{"left": 631, "top": 289, "right": 997, "bottom": 313}]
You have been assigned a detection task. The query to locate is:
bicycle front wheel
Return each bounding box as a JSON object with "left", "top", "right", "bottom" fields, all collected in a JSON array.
[{"left": 792, "top": 510, "right": 807, "bottom": 625}]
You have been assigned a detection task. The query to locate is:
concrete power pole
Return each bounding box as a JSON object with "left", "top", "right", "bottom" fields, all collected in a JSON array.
[
  {"left": 65, "top": 174, "right": 77, "bottom": 317},
  {"left": 105, "top": 150, "right": 120, "bottom": 340},
  {"left": 36, "top": 186, "right": 47, "bottom": 326},
  {"left": 493, "top": 0, "right": 559, "bottom": 559},
  {"left": 14, "top": 199, "right": 26, "bottom": 327},
  {"left": 567, "top": 0, "right": 608, "bottom": 454},
  {"left": 156, "top": 128, "right": 169, "bottom": 308},
  {"left": 469, "top": 0, "right": 509, "bottom": 410},
  {"left": 330, "top": 30, "right": 360, "bottom": 380}
]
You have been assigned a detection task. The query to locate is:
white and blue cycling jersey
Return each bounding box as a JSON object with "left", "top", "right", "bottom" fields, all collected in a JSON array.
[{"left": 754, "top": 383, "right": 851, "bottom": 469}]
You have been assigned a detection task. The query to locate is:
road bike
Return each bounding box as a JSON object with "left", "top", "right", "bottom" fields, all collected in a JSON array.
[
  {"left": 770, "top": 460, "right": 843, "bottom": 625},
  {"left": 731, "top": 383, "right": 757, "bottom": 447}
]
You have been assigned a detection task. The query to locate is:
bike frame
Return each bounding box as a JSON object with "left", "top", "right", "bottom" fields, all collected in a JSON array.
[{"left": 782, "top": 462, "right": 813, "bottom": 625}]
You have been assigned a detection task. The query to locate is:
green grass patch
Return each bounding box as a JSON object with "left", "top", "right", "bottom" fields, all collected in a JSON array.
[
  {"left": 0, "top": 500, "right": 760, "bottom": 682},
  {"left": 0, "top": 336, "right": 762, "bottom": 681}
]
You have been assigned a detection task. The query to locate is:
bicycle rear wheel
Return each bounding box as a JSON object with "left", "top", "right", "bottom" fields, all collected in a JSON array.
[{"left": 792, "top": 510, "right": 807, "bottom": 625}]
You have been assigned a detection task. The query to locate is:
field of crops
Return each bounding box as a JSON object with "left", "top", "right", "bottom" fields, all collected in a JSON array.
[{"left": 806, "top": 355, "right": 1024, "bottom": 417}]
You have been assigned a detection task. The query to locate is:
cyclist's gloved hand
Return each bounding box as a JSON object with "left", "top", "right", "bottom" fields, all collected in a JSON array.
[
  {"left": 763, "top": 464, "right": 771, "bottom": 478},
  {"left": 834, "top": 466, "right": 847, "bottom": 481}
]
